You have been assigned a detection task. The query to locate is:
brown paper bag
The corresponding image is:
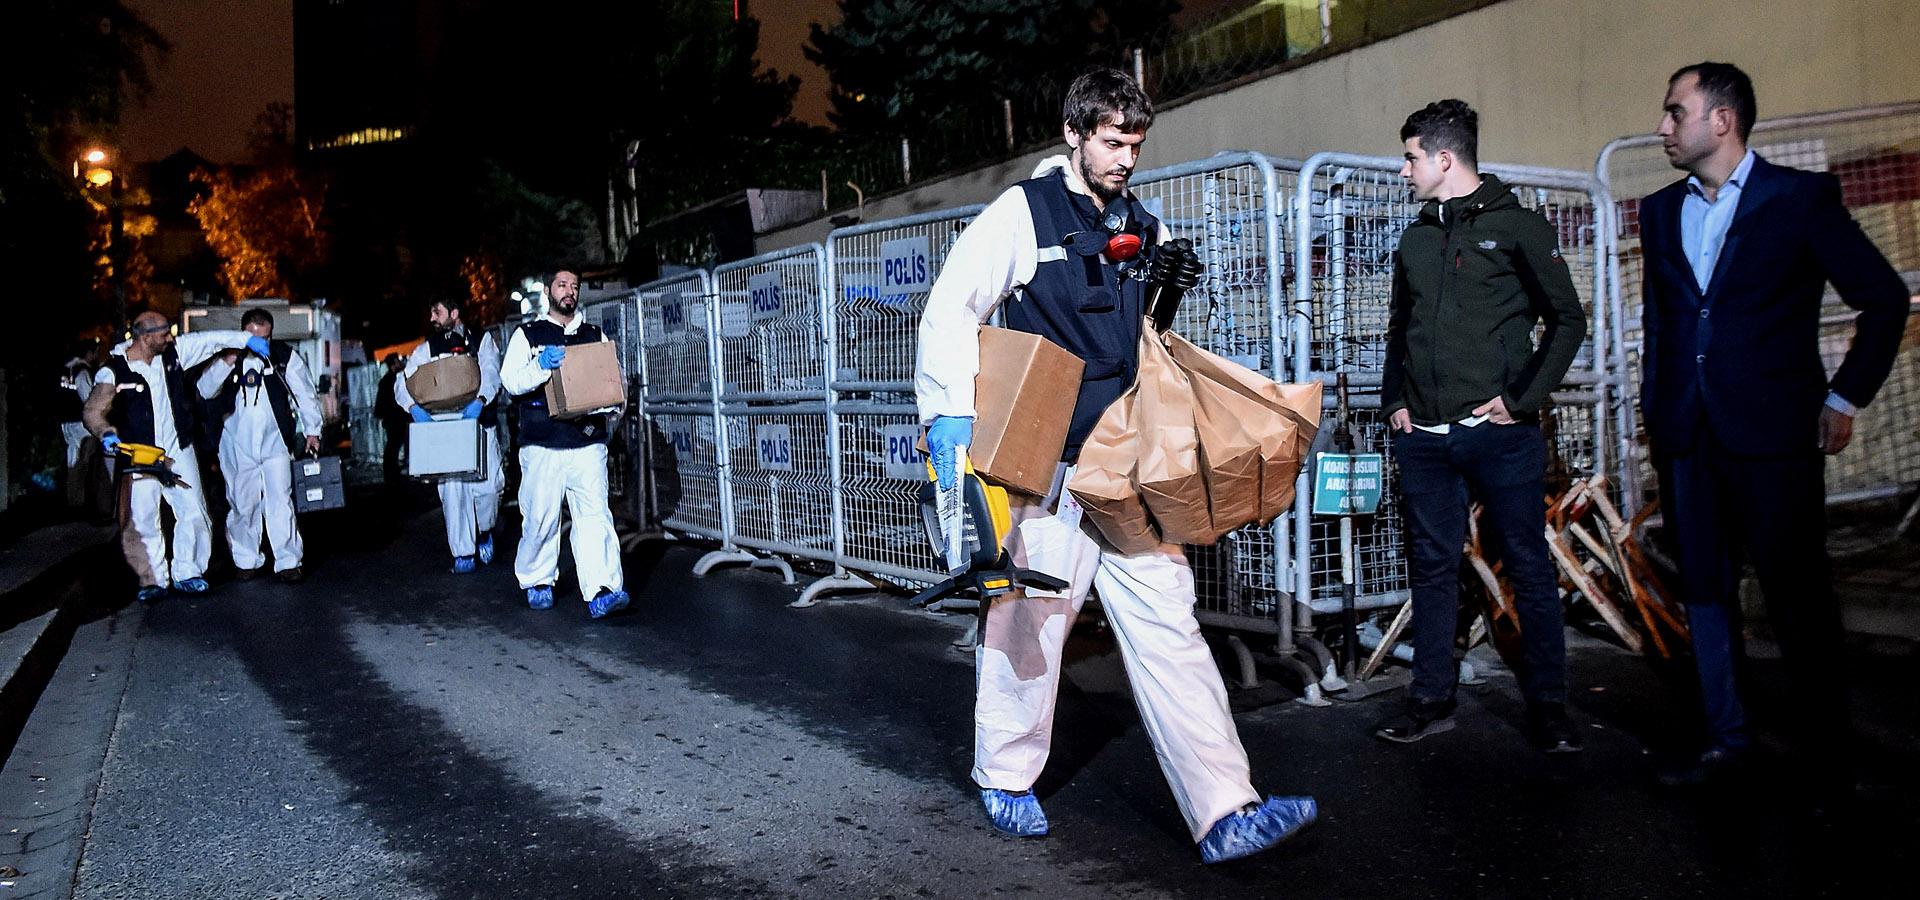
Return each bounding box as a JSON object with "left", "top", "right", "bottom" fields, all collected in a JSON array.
[
  {"left": 1133, "top": 323, "right": 1215, "bottom": 544},
  {"left": 1163, "top": 332, "right": 1323, "bottom": 523},
  {"left": 1066, "top": 383, "right": 1162, "bottom": 555},
  {"left": 1186, "top": 371, "right": 1269, "bottom": 538}
]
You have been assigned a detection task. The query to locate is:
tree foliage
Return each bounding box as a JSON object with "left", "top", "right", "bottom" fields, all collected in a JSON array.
[
  {"left": 805, "top": 0, "right": 1178, "bottom": 134},
  {"left": 189, "top": 105, "right": 330, "bottom": 301}
]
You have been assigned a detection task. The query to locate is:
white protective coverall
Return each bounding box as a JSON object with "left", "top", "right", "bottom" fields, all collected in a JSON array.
[
  {"left": 499, "top": 314, "right": 624, "bottom": 602},
  {"left": 395, "top": 329, "right": 506, "bottom": 559},
  {"left": 914, "top": 156, "right": 1260, "bottom": 842},
  {"left": 87, "top": 331, "right": 255, "bottom": 587},
  {"left": 196, "top": 347, "right": 324, "bottom": 573}
]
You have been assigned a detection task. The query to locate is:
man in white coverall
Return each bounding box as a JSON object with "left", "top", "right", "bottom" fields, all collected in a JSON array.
[
  {"left": 499, "top": 270, "right": 629, "bottom": 618},
  {"left": 197, "top": 308, "right": 324, "bottom": 583},
  {"left": 915, "top": 68, "right": 1316, "bottom": 864},
  {"left": 395, "top": 297, "right": 506, "bottom": 573},
  {"left": 83, "top": 311, "right": 269, "bottom": 602}
]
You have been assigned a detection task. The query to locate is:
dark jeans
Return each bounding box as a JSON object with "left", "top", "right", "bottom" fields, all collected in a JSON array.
[
  {"left": 1395, "top": 422, "right": 1567, "bottom": 706},
  {"left": 1657, "top": 430, "right": 1844, "bottom": 761},
  {"left": 382, "top": 423, "right": 407, "bottom": 487}
]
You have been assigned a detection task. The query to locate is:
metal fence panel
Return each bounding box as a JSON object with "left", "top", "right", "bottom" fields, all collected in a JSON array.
[
  {"left": 825, "top": 208, "right": 985, "bottom": 586},
  {"left": 582, "top": 292, "right": 643, "bottom": 525},
  {"left": 1600, "top": 102, "right": 1920, "bottom": 508},
  {"left": 638, "top": 271, "right": 720, "bottom": 403},
  {"left": 646, "top": 406, "right": 724, "bottom": 541},
  {"left": 712, "top": 245, "right": 830, "bottom": 402},
  {"left": 721, "top": 405, "right": 836, "bottom": 563},
  {"left": 828, "top": 207, "right": 985, "bottom": 391}
]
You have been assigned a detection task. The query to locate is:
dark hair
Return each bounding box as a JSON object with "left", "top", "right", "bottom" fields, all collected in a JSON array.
[
  {"left": 240, "top": 308, "right": 274, "bottom": 329},
  {"left": 1670, "top": 62, "right": 1756, "bottom": 141},
  {"left": 429, "top": 297, "right": 464, "bottom": 318},
  {"left": 1400, "top": 99, "right": 1479, "bottom": 168},
  {"left": 1062, "top": 67, "right": 1153, "bottom": 137},
  {"left": 382, "top": 353, "right": 402, "bottom": 365}
]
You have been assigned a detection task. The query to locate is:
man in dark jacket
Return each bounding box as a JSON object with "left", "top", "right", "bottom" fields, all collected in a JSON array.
[
  {"left": 1376, "top": 99, "right": 1589, "bottom": 752},
  {"left": 375, "top": 354, "right": 409, "bottom": 488},
  {"left": 1641, "top": 63, "right": 1910, "bottom": 791}
]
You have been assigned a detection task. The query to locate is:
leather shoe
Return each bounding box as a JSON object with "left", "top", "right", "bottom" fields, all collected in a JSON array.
[
  {"left": 1658, "top": 748, "right": 1743, "bottom": 787},
  {"left": 1526, "top": 702, "right": 1584, "bottom": 754}
]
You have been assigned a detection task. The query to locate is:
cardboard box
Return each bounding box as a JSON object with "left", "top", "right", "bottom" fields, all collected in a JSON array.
[
  {"left": 291, "top": 455, "right": 346, "bottom": 512},
  {"left": 406, "top": 355, "right": 481, "bottom": 412},
  {"left": 970, "top": 327, "right": 1085, "bottom": 496},
  {"left": 409, "top": 417, "right": 487, "bottom": 481},
  {"left": 544, "top": 340, "right": 626, "bottom": 418}
]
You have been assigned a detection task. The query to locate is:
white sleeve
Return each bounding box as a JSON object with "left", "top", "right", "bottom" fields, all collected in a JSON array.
[
  {"left": 73, "top": 369, "right": 93, "bottom": 400},
  {"left": 498, "top": 326, "right": 547, "bottom": 395},
  {"left": 914, "top": 187, "right": 1038, "bottom": 424},
  {"left": 285, "top": 353, "right": 325, "bottom": 438},
  {"left": 197, "top": 357, "right": 234, "bottom": 399},
  {"left": 395, "top": 342, "right": 430, "bottom": 410},
  {"left": 174, "top": 330, "right": 253, "bottom": 369},
  {"left": 477, "top": 333, "right": 503, "bottom": 404},
  {"left": 92, "top": 366, "right": 119, "bottom": 389}
]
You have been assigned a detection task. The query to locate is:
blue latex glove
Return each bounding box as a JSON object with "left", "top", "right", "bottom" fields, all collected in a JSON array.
[
  {"left": 409, "top": 405, "right": 434, "bottom": 423},
  {"left": 537, "top": 345, "right": 567, "bottom": 370},
  {"left": 926, "top": 416, "right": 973, "bottom": 489},
  {"left": 246, "top": 335, "right": 272, "bottom": 357},
  {"left": 100, "top": 432, "right": 121, "bottom": 456},
  {"left": 460, "top": 398, "right": 484, "bottom": 419}
]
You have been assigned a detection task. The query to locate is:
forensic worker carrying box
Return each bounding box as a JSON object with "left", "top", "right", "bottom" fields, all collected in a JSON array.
[
  {"left": 544, "top": 340, "right": 626, "bottom": 418},
  {"left": 405, "top": 355, "right": 481, "bottom": 412},
  {"left": 408, "top": 417, "right": 487, "bottom": 481}
]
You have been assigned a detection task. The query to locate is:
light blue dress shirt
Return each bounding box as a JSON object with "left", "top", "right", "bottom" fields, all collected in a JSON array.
[
  {"left": 1679, "top": 150, "right": 1857, "bottom": 416},
  {"left": 1680, "top": 149, "right": 1754, "bottom": 294}
]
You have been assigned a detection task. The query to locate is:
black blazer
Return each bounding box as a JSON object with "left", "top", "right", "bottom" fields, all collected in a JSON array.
[{"left": 1639, "top": 154, "right": 1910, "bottom": 457}]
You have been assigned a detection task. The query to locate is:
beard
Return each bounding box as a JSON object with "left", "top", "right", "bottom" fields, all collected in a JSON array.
[
  {"left": 1079, "top": 152, "right": 1126, "bottom": 204},
  {"left": 552, "top": 296, "right": 577, "bottom": 315}
]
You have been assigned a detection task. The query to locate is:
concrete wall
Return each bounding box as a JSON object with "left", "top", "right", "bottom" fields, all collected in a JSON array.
[{"left": 757, "top": 0, "right": 1920, "bottom": 252}]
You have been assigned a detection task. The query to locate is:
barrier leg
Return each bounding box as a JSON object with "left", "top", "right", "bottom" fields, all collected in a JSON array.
[{"left": 791, "top": 571, "right": 874, "bottom": 609}]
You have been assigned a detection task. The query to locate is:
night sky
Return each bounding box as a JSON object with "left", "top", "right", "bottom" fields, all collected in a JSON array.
[{"left": 116, "top": 0, "right": 840, "bottom": 166}]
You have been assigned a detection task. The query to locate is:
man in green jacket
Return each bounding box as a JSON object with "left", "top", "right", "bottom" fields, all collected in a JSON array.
[{"left": 1375, "top": 99, "right": 1589, "bottom": 752}]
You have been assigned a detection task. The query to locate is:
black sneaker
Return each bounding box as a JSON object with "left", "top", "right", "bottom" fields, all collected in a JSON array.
[
  {"left": 1526, "top": 702, "right": 1584, "bottom": 753},
  {"left": 1374, "top": 698, "right": 1457, "bottom": 744},
  {"left": 1657, "top": 748, "right": 1744, "bottom": 788}
]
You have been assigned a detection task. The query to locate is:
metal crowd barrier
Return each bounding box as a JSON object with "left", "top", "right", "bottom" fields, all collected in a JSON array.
[
  {"left": 696, "top": 245, "right": 836, "bottom": 583},
  {"left": 634, "top": 271, "right": 727, "bottom": 544},
  {"left": 1291, "top": 152, "right": 1624, "bottom": 627},
  {"left": 1597, "top": 101, "right": 1920, "bottom": 512}
]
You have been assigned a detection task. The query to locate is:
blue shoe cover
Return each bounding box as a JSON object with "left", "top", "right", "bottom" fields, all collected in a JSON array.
[
  {"left": 979, "top": 788, "right": 1049, "bottom": 837},
  {"left": 136, "top": 585, "right": 168, "bottom": 604},
  {"left": 476, "top": 532, "right": 495, "bottom": 565},
  {"left": 1199, "top": 795, "right": 1317, "bottom": 864},
  {"left": 526, "top": 585, "right": 555, "bottom": 610},
  {"left": 588, "top": 589, "right": 630, "bottom": 619},
  {"left": 451, "top": 556, "right": 477, "bottom": 574},
  {"left": 171, "top": 577, "right": 211, "bottom": 594}
]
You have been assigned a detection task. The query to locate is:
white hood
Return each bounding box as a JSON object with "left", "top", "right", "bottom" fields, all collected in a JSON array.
[{"left": 1031, "top": 154, "right": 1070, "bottom": 178}]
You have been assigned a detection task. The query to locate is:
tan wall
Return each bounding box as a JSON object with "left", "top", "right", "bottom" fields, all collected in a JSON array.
[{"left": 757, "top": 0, "right": 1920, "bottom": 252}]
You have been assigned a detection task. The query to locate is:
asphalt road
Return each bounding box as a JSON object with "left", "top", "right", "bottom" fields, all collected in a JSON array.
[{"left": 6, "top": 488, "right": 1916, "bottom": 898}]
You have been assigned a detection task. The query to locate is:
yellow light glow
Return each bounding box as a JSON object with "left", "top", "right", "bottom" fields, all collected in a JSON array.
[
  {"left": 85, "top": 167, "right": 113, "bottom": 187},
  {"left": 84, "top": 148, "right": 107, "bottom": 164}
]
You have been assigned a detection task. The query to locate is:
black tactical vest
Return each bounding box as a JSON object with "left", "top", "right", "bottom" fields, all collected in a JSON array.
[
  {"left": 512, "top": 319, "right": 610, "bottom": 449},
  {"left": 105, "top": 347, "right": 199, "bottom": 465},
  {"left": 1004, "top": 169, "right": 1159, "bottom": 462}
]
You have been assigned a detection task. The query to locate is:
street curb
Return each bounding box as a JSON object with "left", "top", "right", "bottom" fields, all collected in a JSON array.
[{"left": 0, "top": 532, "right": 119, "bottom": 766}]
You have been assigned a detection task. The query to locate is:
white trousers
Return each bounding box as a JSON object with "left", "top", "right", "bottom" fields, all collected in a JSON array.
[
  {"left": 973, "top": 466, "right": 1258, "bottom": 842},
  {"left": 515, "top": 443, "right": 623, "bottom": 602},
  {"left": 440, "top": 428, "right": 505, "bottom": 557},
  {"left": 219, "top": 438, "right": 303, "bottom": 572},
  {"left": 119, "top": 446, "right": 213, "bottom": 587}
]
